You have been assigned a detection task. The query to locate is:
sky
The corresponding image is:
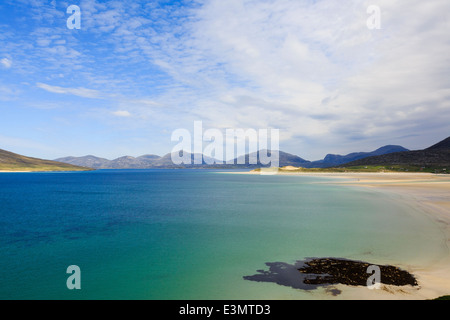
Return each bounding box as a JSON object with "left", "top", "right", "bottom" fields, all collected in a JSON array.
[{"left": 0, "top": 0, "right": 449, "bottom": 161}]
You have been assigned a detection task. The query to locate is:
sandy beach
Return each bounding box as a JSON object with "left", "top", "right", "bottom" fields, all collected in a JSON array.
[{"left": 241, "top": 171, "right": 450, "bottom": 300}]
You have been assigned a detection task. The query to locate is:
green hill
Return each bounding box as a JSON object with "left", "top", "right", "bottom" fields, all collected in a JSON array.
[{"left": 0, "top": 148, "right": 93, "bottom": 172}]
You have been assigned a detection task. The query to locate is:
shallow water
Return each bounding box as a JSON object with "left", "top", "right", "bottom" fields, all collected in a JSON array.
[{"left": 0, "top": 170, "right": 446, "bottom": 299}]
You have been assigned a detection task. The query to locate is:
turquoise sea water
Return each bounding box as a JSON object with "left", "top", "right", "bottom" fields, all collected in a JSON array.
[{"left": 0, "top": 170, "right": 446, "bottom": 299}]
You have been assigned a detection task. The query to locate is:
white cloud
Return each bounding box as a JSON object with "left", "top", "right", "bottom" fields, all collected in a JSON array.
[
  {"left": 36, "top": 82, "right": 103, "bottom": 99},
  {"left": 112, "top": 110, "right": 132, "bottom": 117},
  {"left": 1, "top": 58, "right": 12, "bottom": 68}
]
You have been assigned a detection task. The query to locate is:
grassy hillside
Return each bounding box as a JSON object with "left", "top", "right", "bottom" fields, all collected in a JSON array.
[{"left": 0, "top": 149, "right": 93, "bottom": 172}]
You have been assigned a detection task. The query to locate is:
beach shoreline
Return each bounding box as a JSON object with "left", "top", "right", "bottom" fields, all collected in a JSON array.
[{"left": 234, "top": 170, "right": 450, "bottom": 300}]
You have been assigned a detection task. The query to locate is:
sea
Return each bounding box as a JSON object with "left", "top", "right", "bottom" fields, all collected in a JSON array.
[{"left": 0, "top": 169, "right": 446, "bottom": 299}]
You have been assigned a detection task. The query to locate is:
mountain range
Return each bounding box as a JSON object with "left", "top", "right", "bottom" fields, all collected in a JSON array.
[
  {"left": 54, "top": 145, "right": 410, "bottom": 169},
  {"left": 2, "top": 136, "right": 448, "bottom": 172}
]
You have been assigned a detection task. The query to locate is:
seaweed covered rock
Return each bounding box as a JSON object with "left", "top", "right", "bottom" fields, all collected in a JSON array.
[
  {"left": 298, "top": 258, "right": 418, "bottom": 287},
  {"left": 244, "top": 257, "right": 418, "bottom": 293}
]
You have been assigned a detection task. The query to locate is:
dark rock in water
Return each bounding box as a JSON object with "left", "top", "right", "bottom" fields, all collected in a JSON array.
[
  {"left": 298, "top": 258, "right": 418, "bottom": 287},
  {"left": 243, "top": 257, "right": 418, "bottom": 293}
]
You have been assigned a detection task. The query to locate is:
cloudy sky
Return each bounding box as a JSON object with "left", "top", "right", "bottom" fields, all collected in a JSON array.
[{"left": 0, "top": 0, "right": 449, "bottom": 161}]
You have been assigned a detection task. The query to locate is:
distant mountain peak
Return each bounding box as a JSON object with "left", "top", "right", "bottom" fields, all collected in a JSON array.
[{"left": 374, "top": 145, "right": 408, "bottom": 152}]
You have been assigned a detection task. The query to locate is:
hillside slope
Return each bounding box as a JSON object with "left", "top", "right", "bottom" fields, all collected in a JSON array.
[{"left": 0, "top": 149, "right": 93, "bottom": 172}]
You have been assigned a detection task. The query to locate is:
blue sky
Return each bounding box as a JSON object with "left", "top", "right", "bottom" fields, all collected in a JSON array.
[{"left": 1, "top": 0, "right": 449, "bottom": 160}]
